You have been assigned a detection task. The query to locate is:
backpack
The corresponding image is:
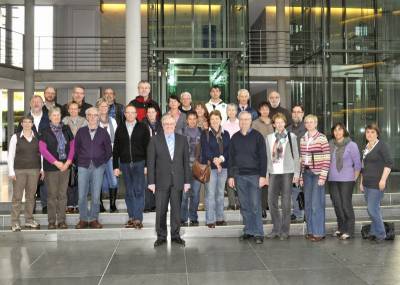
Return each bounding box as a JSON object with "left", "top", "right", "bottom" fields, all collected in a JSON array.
[{"left": 361, "top": 222, "right": 395, "bottom": 240}]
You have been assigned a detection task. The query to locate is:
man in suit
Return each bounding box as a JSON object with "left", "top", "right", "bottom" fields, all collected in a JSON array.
[{"left": 147, "top": 114, "right": 191, "bottom": 247}]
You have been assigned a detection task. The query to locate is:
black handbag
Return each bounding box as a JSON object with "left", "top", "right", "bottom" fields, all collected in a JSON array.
[
  {"left": 361, "top": 222, "right": 395, "bottom": 240},
  {"left": 296, "top": 188, "right": 305, "bottom": 210}
]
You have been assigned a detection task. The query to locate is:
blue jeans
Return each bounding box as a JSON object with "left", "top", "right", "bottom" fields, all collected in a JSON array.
[
  {"left": 291, "top": 186, "right": 304, "bottom": 219},
  {"left": 102, "top": 159, "right": 118, "bottom": 192},
  {"left": 303, "top": 170, "right": 326, "bottom": 237},
  {"left": 181, "top": 178, "right": 201, "bottom": 222},
  {"left": 120, "top": 161, "right": 145, "bottom": 221},
  {"left": 205, "top": 169, "right": 227, "bottom": 224},
  {"left": 364, "top": 187, "right": 386, "bottom": 240},
  {"left": 78, "top": 164, "right": 106, "bottom": 222},
  {"left": 236, "top": 175, "right": 263, "bottom": 237}
]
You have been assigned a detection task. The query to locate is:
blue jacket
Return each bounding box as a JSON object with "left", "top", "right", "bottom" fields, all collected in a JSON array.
[{"left": 200, "top": 129, "right": 230, "bottom": 169}]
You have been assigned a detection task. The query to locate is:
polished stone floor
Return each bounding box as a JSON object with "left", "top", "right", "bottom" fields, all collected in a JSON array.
[{"left": 1, "top": 237, "right": 400, "bottom": 285}]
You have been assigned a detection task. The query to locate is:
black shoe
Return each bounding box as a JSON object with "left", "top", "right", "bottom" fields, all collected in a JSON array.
[
  {"left": 255, "top": 236, "right": 264, "bottom": 244},
  {"left": 42, "top": 206, "right": 47, "bottom": 214},
  {"left": 181, "top": 221, "right": 189, "bottom": 227},
  {"left": 189, "top": 221, "right": 199, "bottom": 227},
  {"left": 154, "top": 239, "right": 167, "bottom": 247},
  {"left": 109, "top": 188, "right": 118, "bottom": 213},
  {"left": 262, "top": 209, "right": 267, "bottom": 219},
  {"left": 290, "top": 214, "right": 297, "bottom": 221},
  {"left": 171, "top": 237, "right": 186, "bottom": 246},
  {"left": 239, "top": 234, "right": 254, "bottom": 241}
]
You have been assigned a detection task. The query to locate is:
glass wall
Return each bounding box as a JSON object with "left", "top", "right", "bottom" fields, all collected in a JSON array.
[
  {"left": 290, "top": 0, "right": 400, "bottom": 190},
  {"left": 147, "top": 0, "right": 248, "bottom": 108}
]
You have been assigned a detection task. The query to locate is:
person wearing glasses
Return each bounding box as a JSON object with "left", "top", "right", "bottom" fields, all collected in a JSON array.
[{"left": 74, "top": 107, "right": 112, "bottom": 229}]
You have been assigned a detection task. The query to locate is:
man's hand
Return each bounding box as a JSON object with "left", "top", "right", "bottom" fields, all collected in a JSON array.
[
  {"left": 184, "top": 184, "right": 190, "bottom": 193},
  {"left": 40, "top": 171, "right": 45, "bottom": 181},
  {"left": 114, "top": 169, "right": 121, "bottom": 177},
  {"left": 228, "top": 178, "right": 235, "bottom": 188},
  {"left": 359, "top": 183, "right": 364, "bottom": 193},
  {"left": 259, "top": 177, "right": 267, "bottom": 188},
  {"left": 317, "top": 179, "right": 325, "bottom": 186},
  {"left": 292, "top": 176, "right": 299, "bottom": 185},
  {"left": 148, "top": 184, "right": 156, "bottom": 193}
]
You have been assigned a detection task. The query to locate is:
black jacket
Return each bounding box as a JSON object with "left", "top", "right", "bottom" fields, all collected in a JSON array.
[
  {"left": 113, "top": 121, "right": 150, "bottom": 169},
  {"left": 39, "top": 125, "right": 74, "bottom": 171},
  {"left": 147, "top": 133, "right": 191, "bottom": 191},
  {"left": 42, "top": 103, "right": 62, "bottom": 115}
]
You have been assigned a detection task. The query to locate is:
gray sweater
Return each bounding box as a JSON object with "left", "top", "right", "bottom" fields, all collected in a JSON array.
[{"left": 265, "top": 132, "right": 300, "bottom": 177}]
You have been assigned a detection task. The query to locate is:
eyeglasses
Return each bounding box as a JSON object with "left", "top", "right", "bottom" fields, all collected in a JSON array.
[
  {"left": 87, "top": 114, "right": 99, "bottom": 117},
  {"left": 125, "top": 111, "right": 137, "bottom": 114}
]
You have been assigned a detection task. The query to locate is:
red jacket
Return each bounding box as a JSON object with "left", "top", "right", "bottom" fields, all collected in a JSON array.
[{"left": 128, "top": 96, "right": 161, "bottom": 122}]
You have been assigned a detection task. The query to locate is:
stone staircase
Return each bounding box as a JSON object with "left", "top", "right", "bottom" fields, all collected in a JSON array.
[{"left": 1, "top": 193, "right": 399, "bottom": 241}]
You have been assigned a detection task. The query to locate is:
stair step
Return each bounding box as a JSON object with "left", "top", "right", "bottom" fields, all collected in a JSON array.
[
  {"left": 1, "top": 192, "right": 400, "bottom": 212},
  {"left": 1, "top": 219, "right": 399, "bottom": 241},
  {"left": 1, "top": 206, "right": 400, "bottom": 227}
]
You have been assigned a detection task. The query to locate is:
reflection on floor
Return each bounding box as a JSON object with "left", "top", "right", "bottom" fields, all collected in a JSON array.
[
  {"left": 0, "top": 165, "right": 12, "bottom": 203},
  {"left": 0, "top": 237, "right": 399, "bottom": 285}
]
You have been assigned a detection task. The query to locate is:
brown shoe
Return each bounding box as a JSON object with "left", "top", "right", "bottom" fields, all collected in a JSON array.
[
  {"left": 305, "top": 234, "right": 314, "bottom": 240},
  {"left": 58, "top": 222, "right": 68, "bottom": 229},
  {"left": 216, "top": 220, "right": 227, "bottom": 226},
  {"left": 89, "top": 220, "right": 103, "bottom": 229},
  {"left": 125, "top": 219, "right": 135, "bottom": 228},
  {"left": 132, "top": 219, "right": 143, "bottom": 229},
  {"left": 48, "top": 223, "right": 56, "bottom": 230},
  {"left": 75, "top": 220, "right": 88, "bottom": 229},
  {"left": 310, "top": 236, "right": 325, "bottom": 242},
  {"left": 207, "top": 223, "right": 216, "bottom": 228}
]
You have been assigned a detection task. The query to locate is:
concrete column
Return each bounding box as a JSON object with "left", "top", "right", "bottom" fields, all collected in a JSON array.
[
  {"left": 125, "top": 0, "right": 141, "bottom": 104},
  {"left": 7, "top": 89, "right": 14, "bottom": 145},
  {"left": 24, "top": 0, "right": 35, "bottom": 113},
  {"left": 276, "top": 0, "right": 289, "bottom": 108}
]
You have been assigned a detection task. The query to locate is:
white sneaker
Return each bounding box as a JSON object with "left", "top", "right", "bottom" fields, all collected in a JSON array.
[
  {"left": 339, "top": 233, "right": 351, "bottom": 240},
  {"left": 11, "top": 224, "right": 21, "bottom": 232},
  {"left": 333, "top": 230, "right": 341, "bottom": 237},
  {"left": 25, "top": 220, "right": 40, "bottom": 229}
]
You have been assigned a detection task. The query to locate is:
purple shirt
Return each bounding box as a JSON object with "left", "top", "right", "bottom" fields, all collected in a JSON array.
[{"left": 328, "top": 141, "right": 362, "bottom": 182}]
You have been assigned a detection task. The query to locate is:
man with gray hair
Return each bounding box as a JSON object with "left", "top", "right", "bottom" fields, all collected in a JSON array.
[
  {"left": 228, "top": 111, "right": 267, "bottom": 244},
  {"left": 267, "top": 91, "right": 292, "bottom": 126},
  {"left": 237, "top": 89, "right": 258, "bottom": 120},
  {"left": 147, "top": 113, "right": 191, "bottom": 247},
  {"left": 74, "top": 107, "right": 112, "bottom": 229},
  {"left": 179, "top": 91, "right": 193, "bottom": 115}
]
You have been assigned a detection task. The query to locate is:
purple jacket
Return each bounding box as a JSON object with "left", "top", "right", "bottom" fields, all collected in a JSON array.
[
  {"left": 328, "top": 141, "right": 361, "bottom": 182},
  {"left": 75, "top": 126, "right": 112, "bottom": 168}
]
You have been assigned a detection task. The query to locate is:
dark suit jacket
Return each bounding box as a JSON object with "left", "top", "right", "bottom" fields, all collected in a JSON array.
[{"left": 147, "top": 133, "right": 191, "bottom": 191}]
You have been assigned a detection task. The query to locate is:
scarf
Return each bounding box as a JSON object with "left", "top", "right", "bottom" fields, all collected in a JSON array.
[
  {"left": 329, "top": 137, "right": 351, "bottom": 172},
  {"left": 272, "top": 130, "right": 288, "bottom": 163},
  {"left": 211, "top": 126, "right": 224, "bottom": 154},
  {"left": 50, "top": 123, "right": 67, "bottom": 160}
]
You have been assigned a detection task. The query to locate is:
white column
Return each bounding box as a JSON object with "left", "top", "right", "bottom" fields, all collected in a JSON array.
[
  {"left": 24, "top": 0, "right": 35, "bottom": 113},
  {"left": 125, "top": 0, "right": 141, "bottom": 104}
]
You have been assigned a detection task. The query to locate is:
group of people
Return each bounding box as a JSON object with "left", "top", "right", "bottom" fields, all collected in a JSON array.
[{"left": 8, "top": 81, "right": 393, "bottom": 247}]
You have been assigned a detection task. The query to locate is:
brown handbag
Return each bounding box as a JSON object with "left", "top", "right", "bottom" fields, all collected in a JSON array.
[
  {"left": 192, "top": 132, "right": 211, "bottom": 183},
  {"left": 192, "top": 160, "right": 211, "bottom": 183}
]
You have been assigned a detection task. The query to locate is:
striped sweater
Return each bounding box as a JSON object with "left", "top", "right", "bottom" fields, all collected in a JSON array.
[{"left": 300, "top": 131, "right": 331, "bottom": 183}]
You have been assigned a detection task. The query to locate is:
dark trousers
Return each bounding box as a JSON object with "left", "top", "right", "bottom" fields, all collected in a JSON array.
[
  {"left": 144, "top": 176, "right": 156, "bottom": 211},
  {"left": 261, "top": 185, "right": 268, "bottom": 210},
  {"left": 329, "top": 181, "right": 355, "bottom": 236},
  {"left": 268, "top": 173, "right": 293, "bottom": 236},
  {"left": 120, "top": 161, "right": 145, "bottom": 221},
  {"left": 155, "top": 186, "right": 182, "bottom": 240}
]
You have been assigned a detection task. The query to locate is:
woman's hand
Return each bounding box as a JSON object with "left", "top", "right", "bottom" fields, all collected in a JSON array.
[
  {"left": 359, "top": 183, "right": 364, "bottom": 193},
  {"left": 53, "top": 161, "right": 64, "bottom": 170},
  {"left": 378, "top": 179, "right": 386, "bottom": 191}
]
